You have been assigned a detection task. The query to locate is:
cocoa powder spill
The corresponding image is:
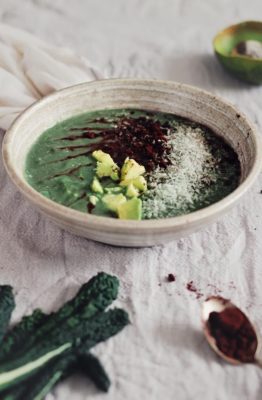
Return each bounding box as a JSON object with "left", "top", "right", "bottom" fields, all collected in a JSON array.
[
  {"left": 167, "top": 273, "right": 176, "bottom": 282},
  {"left": 208, "top": 305, "right": 257, "bottom": 363},
  {"left": 207, "top": 284, "right": 222, "bottom": 294},
  {"left": 186, "top": 281, "right": 203, "bottom": 299},
  {"left": 164, "top": 278, "right": 235, "bottom": 300}
]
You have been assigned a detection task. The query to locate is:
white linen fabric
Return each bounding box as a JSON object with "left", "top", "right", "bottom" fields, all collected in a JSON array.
[
  {"left": 0, "top": 22, "right": 101, "bottom": 130},
  {"left": 0, "top": 1, "right": 262, "bottom": 400}
]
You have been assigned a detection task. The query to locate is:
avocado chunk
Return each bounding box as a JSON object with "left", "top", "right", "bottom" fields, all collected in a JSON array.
[
  {"left": 91, "top": 177, "right": 103, "bottom": 194},
  {"left": 92, "top": 150, "right": 114, "bottom": 163},
  {"left": 89, "top": 195, "right": 98, "bottom": 205},
  {"left": 92, "top": 150, "right": 119, "bottom": 181},
  {"left": 105, "top": 187, "right": 122, "bottom": 194},
  {"left": 102, "top": 193, "right": 127, "bottom": 213},
  {"left": 90, "top": 151, "right": 147, "bottom": 218},
  {"left": 121, "top": 176, "right": 147, "bottom": 194},
  {"left": 132, "top": 176, "right": 147, "bottom": 192},
  {"left": 96, "top": 162, "right": 119, "bottom": 181},
  {"left": 117, "top": 198, "right": 142, "bottom": 220},
  {"left": 121, "top": 158, "right": 145, "bottom": 182},
  {"left": 126, "top": 183, "right": 139, "bottom": 198}
]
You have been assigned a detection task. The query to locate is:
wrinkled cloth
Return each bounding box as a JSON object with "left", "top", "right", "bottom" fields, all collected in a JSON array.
[
  {"left": 0, "top": 1, "right": 262, "bottom": 400},
  {"left": 0, "top": 22, "right": 101, "bottom": 130}
]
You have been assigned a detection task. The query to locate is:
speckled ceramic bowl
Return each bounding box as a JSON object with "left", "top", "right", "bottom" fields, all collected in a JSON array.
[{"left": 2, "top": 79, "right": 262, "bottom": 246}]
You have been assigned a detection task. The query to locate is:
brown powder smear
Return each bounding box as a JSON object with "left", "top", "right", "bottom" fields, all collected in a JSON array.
[{"left": 186, "top": 281, "right": 203, "bottom": 299}]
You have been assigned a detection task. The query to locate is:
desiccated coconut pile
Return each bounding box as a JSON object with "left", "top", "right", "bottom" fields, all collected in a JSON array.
[{"left": 142, "top": 120, "right": 239, "bottom": 219}]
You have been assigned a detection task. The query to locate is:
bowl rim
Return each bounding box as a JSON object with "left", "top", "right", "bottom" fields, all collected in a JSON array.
[
  {"left": 2, "top": 78, "right": 262, "bottom": 233},
  {"left": 213, "top": 20, "right": 262, "bottom": 62}
]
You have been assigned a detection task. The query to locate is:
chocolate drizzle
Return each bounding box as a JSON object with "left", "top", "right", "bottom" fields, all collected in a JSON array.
[
  {"left": 50, "top": 164, "right": 92, "bottom": 178},
  {"left": 56, "top": 116, "right": 172, "bottom": 172},
  {"left": 87, "top": 202, "right": 95, "bottom": 213}
]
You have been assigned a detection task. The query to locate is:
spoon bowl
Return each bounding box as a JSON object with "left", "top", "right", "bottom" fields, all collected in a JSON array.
[{"left": 202, "top": 296, "right": 261, "bottom": 365}]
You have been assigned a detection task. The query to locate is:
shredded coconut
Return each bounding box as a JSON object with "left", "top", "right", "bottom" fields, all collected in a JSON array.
[{"left": 142, "top": 122, "right": 234, "bottom": 219}]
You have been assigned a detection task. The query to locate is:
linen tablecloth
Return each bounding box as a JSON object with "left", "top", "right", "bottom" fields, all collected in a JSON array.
[{"left": 1, "top": 1, "right": 262, "bottom": 399}]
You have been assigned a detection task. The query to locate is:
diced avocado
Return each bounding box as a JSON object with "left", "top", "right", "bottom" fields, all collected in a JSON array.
[
  {"left": 126, "top": 183, "right": 139, "bottom": 198},
  {"left": 121, "top": 176, "right": 147, "bottom": 193},
  {"left": 92, "top": 150, "right": 119, "bottom": 181},
  {"left": 102, "top": 194, "right": 127, "bottom": 213},
  {"left": 105, "top": 187, "right": 122, "bottom": 194},
  {"left": 96, "top": 162, "right": 119, "bottom": 181},
  {"left": 120, "top": 179, "right": 129, "bottom": 188},
  {"left": 92, "top": 150, "right": 114, "bottom": 164},
  {"left": 110, "top": 167, "right": 119, "bottom": 181},
  {"left": 117, "top": 198, "right": 142, "bottom": 220},
  {"left": 132, "top": 176, "right": 147, "bottom": 192},
  {"left": 91, "top": 177, "right": 103, "bottom": 194},
  {"left": 121, "top": 158, "right": 145, "bottom": 181},
  {"left": 89, "top": 195, "right": 98, "bottom": 205}
]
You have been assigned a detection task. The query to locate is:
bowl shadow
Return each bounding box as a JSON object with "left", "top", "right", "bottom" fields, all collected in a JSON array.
[{"left": 163, "top": 53, "right": 253, "bottom": 91}]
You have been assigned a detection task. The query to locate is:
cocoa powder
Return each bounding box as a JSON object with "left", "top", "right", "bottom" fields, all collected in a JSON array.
[{"left": 208, "top": 306, "right": 257, "bottom": 363}]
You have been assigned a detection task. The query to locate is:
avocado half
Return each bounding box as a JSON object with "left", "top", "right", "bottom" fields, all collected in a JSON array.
[{"left": 213, "top": 21, "right": 262, "bottom": 84}]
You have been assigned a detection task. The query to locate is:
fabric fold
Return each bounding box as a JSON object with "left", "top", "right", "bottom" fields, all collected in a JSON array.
[{"left": 0, "top": 23, "right": 102, "bottom": 130}]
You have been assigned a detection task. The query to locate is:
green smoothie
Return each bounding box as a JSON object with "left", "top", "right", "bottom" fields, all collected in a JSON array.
[{"left": 25, "top": 109, "right": 241, "bottom": 219}]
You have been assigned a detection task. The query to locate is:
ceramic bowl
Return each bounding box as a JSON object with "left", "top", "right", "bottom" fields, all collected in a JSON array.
[
  {"left": 213, "top": 21, "right": 262, "bottom": 84},
  {"left": 2, "top": 79, "right": 262, "bottom": 247}
]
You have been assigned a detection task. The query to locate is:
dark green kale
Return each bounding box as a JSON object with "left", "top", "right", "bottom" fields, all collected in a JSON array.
[
  {"left": 0, "top": 309, "right": 47, "bottom": 359},
  {"left": 0, "top": 286, "right": 15, "bottom": 343},
  {"left": 77, "top": 351, "right": 110, "bottom": 392},
  {"left": 0, "top": 272, "right": 119, "bottom": 363},
  {"left": 0, "top": 273, "right": 129, "bottom": 395}
]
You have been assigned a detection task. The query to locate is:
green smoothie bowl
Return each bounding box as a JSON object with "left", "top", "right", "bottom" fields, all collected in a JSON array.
[
  {"left": 2, "top": 79, "right": 262, "bottom": 246},
  {"left": 213, "top": 21, "right": 262, "bottom": 84}
]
